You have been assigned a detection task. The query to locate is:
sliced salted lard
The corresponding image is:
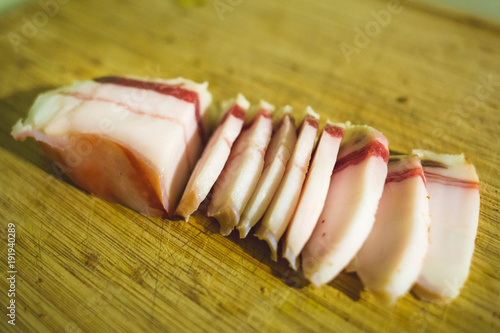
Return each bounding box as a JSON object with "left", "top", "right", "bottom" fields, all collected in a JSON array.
[
  {"left": 283, "top": 121, "right": 345, "bottom": 270},
  {"left": 176, "top": 95, "right": 249, "bottom": 220},
  {"left": 237, "top": 107, "right": 297, "bottom": 238},
  {"left": 255, "top": 108, "right": 319, "bottom": 261},
  {"left": 355, "top": 155, "right": 430, "bottom": 304},
  {"left": 11, "top": 76, "right": 212, "bottom": 217},
  {"left": 207, "top": 101, "right": 274, "bottom": 236},
  {"left": 59, "top": 76, "right": 211, "bottom": 168},
  {"left": 411, "top": 150, "right": 480, "bottom": 302},
  {"left": 302, "top": 124, "right": 389, "bottom": 286}
]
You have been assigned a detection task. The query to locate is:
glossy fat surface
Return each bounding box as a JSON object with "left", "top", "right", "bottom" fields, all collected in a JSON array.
[
  {"left": 412, "top": 150, "right": 480, "bottom": 301},
  {"left": 12, "top": 77, "right": 212, "bottom": 216},
  {"left": 283, "top": 122, "right": 344, "bottom": 269},
  {"left": 356, "top": 156, "right": 430, "bottom": 304},
  {"left": 207, "top": 109, "right": 273, "bottom": 236},
  {"left": 237, "top": 113, "right": 297, "bottom": 238},
  {"left": 38, "top": 134, "right": 166, "bottom": 217},
  {"left": 302, "top": 124, "right": 388, "bottom": 286},
  {"left": 302, "top": 158, "right": 388, "bottom": 286},
  {"left": 176, "top": 97, "right": 248, "bottom": 219},
  {"left": 255, "top": 111, "right": 319, "bottom": 261},
  {"left": 45, "top": 78, "right": 210, "bottom": 170}
]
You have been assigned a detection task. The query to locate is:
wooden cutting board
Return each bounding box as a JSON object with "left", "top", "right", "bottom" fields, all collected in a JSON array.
[{"left": 1, "top": 0, "right": 499, "bottom": 332}]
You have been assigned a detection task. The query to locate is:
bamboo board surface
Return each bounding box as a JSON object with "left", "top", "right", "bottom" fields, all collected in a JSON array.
[{"left": 0, "top": 0, "right": 499, "bottom": 332}]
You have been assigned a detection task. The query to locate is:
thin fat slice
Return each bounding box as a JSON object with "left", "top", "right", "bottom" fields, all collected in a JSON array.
[
  {"left": 412, "top": 150, "right": 480, "bottom": 302},
  {"left": 207, "top": 101, "right": 274, "bottom": 236},
  {"left": 283, "top": 121, "right": 345, "bottom": 270},
  {"left": 302, "top": 124, "right": 389, "bottom": 286},
  {"left": 176, "top": 95, "right": 249, "bottom": 219},
  {"left": 237, "top": 107, "right": 297, "bottom": 238},
  {"left": 255, "top": 108, "right": 319, "bottom": 261},
  {"left": 355, "top": 155, "right": 430, "bottom": 304},
  {"left": 11, "top": 76, "right": 212, "bottom": 217}
]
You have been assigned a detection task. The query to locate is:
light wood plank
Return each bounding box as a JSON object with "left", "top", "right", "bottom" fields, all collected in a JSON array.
[{"left": 0, "top": 0, "right": 499, "bottom": 332}]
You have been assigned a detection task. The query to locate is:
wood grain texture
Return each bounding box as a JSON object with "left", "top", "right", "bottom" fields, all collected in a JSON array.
[{"left": 0, "top": 0, "right": 499, "bottom": 332}]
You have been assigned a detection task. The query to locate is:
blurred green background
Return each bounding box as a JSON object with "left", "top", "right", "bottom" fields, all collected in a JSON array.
[
  {"left": 1, "top": 0, "right": 31, "bottom": 15},
  {"left": 431, "top": 0, "right": 500, "bottom": 22}
]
